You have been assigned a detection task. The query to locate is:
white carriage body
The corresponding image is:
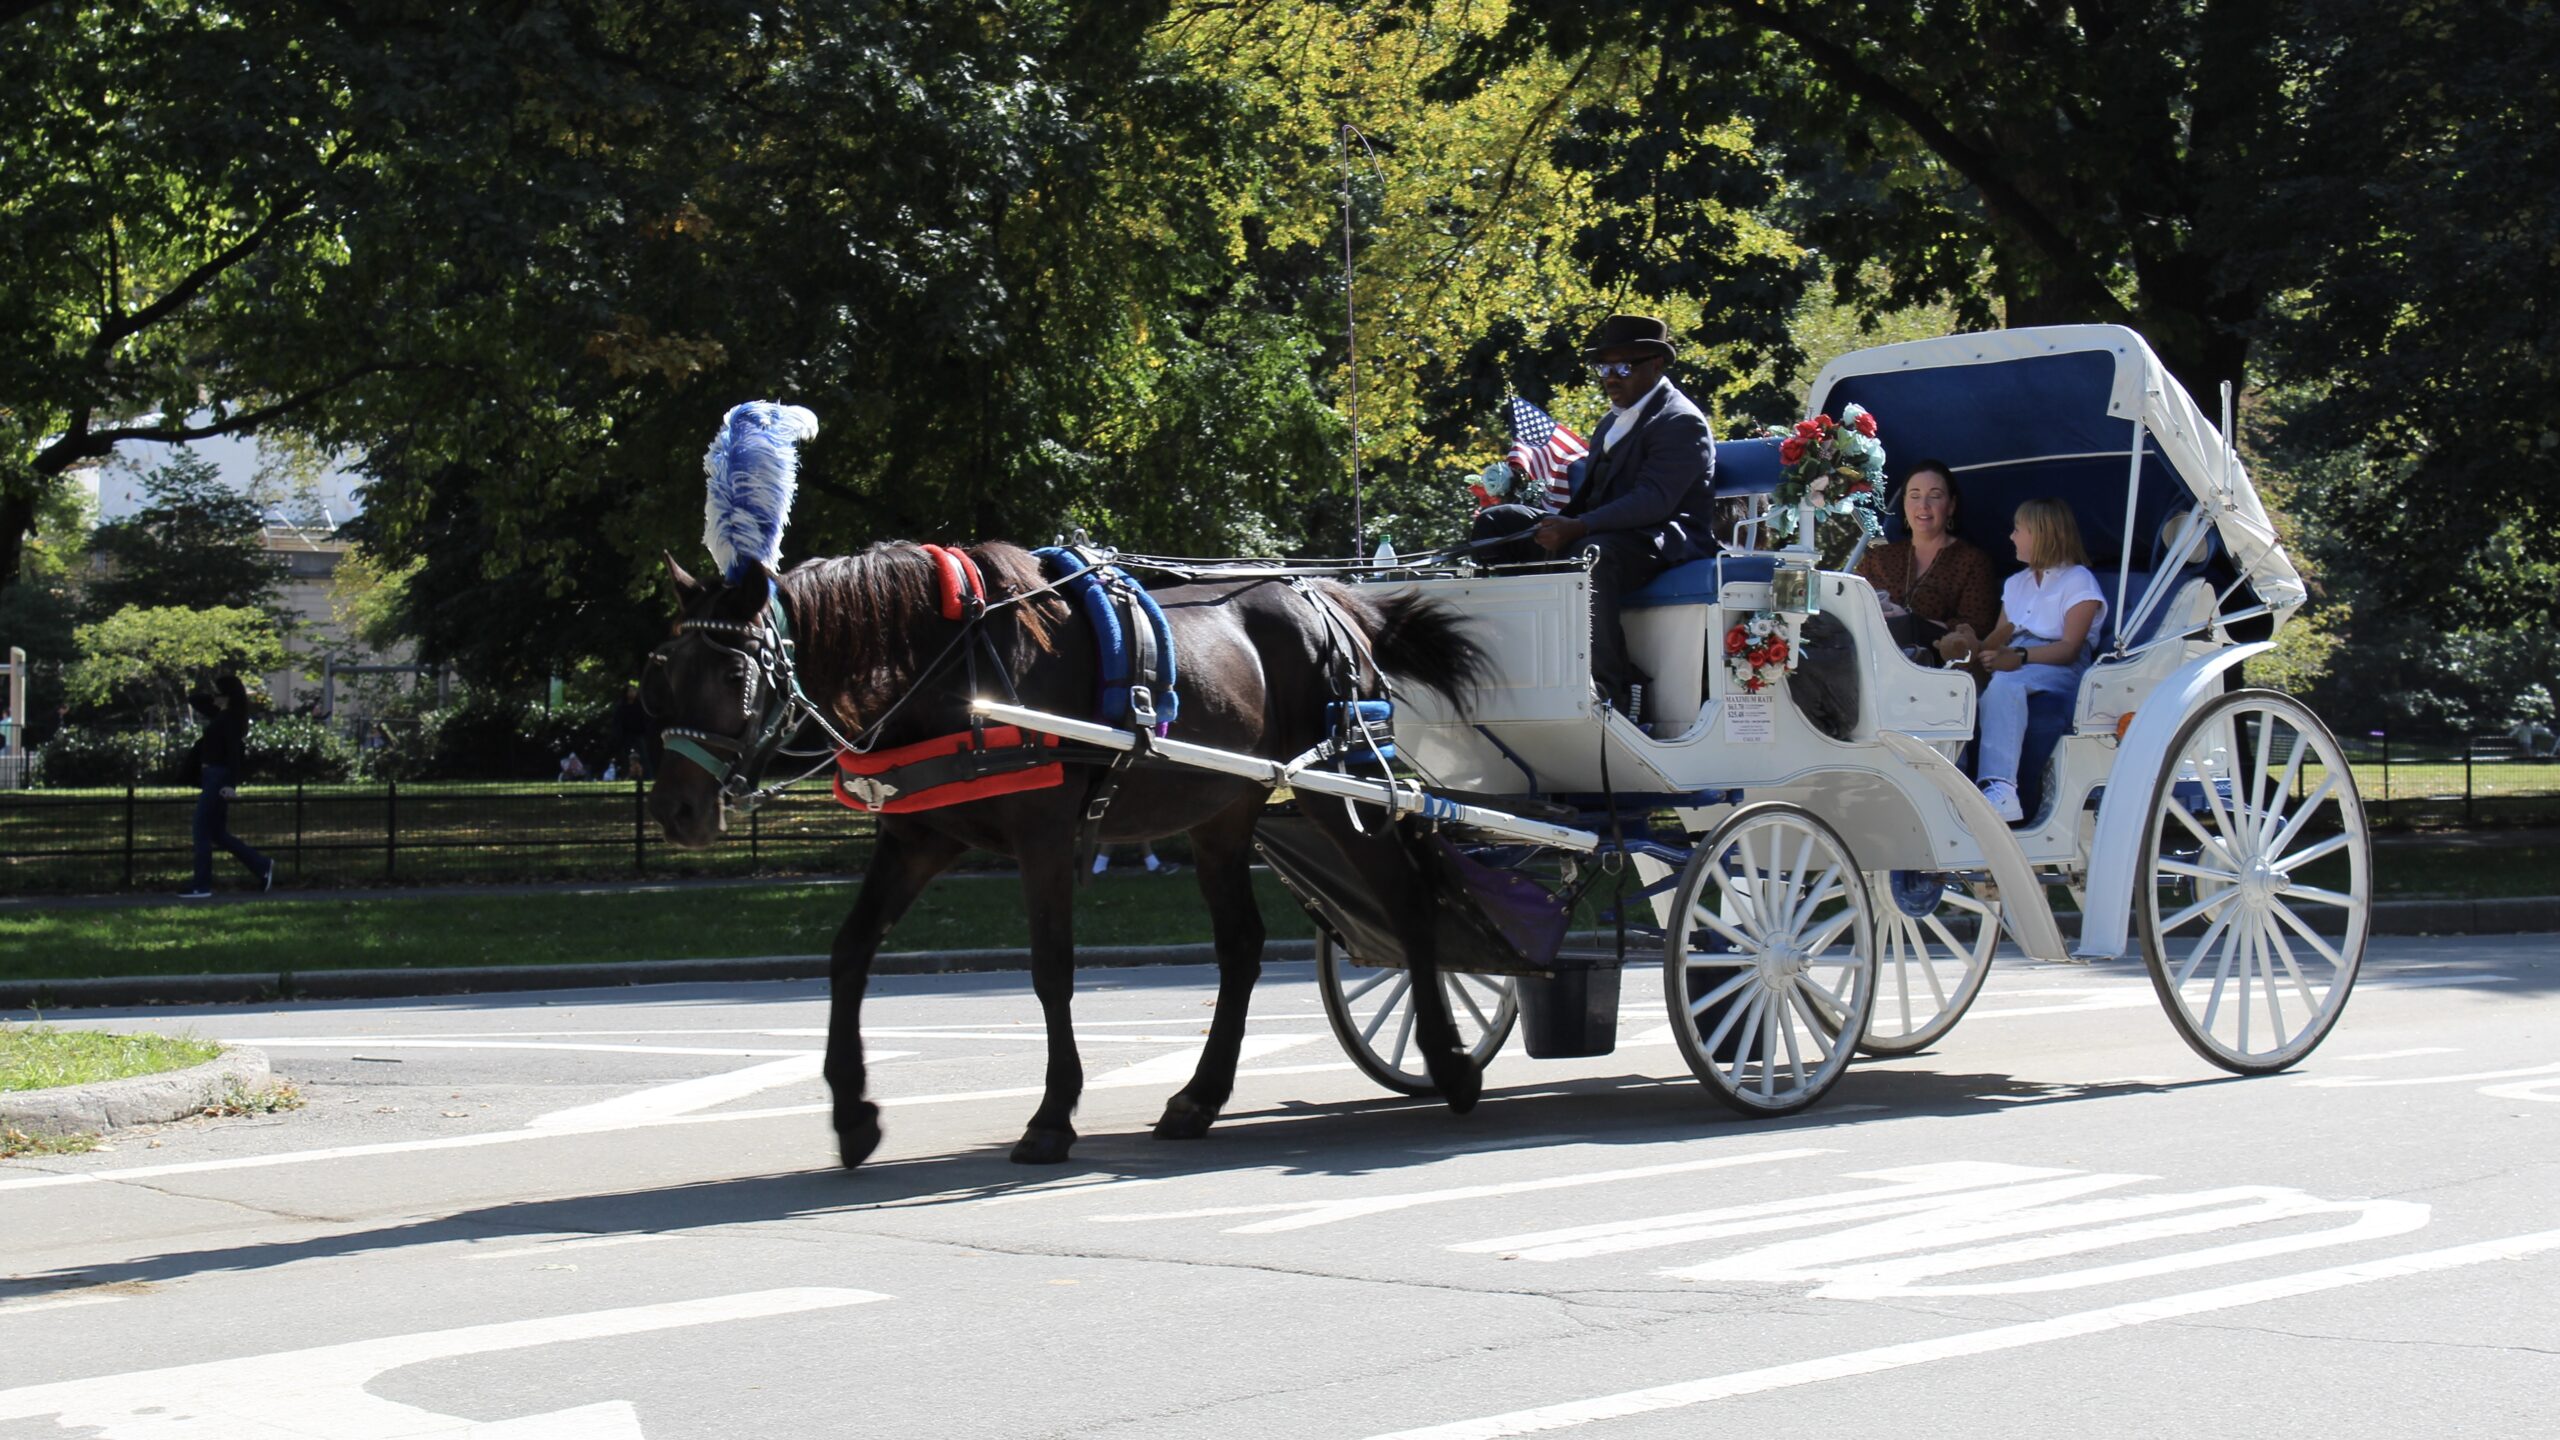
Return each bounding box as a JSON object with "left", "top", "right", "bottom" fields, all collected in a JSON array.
[{"left": 1384, "top": 324, "right": 2310, "bottom": 963}]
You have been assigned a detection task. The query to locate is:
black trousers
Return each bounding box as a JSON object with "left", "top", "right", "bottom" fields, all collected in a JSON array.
[{"left": 1468, "top": 506, "right": 1673, "bottom": 708}]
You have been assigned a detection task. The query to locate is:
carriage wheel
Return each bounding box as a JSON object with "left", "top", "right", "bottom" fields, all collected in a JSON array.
[
  {"left": 1664, "top": 802, "right": 1876, "bottom": 1115},
  {"left": 1316, "top": 934, "right": 1519, "bottom": 1096},
  {"left": 1858, "top": 871, "right": 2000, "bottom": 1056},
  {"left": 2139, "top": 688, "right": 2368, "bottom": 1074}
]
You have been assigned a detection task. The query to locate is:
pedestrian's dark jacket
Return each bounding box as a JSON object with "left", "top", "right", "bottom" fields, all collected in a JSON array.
[
  {"left": 185, "top": 678, "right": 252, "bottom": 780},
  {"left": 1563, "top": 381, "right": 1719, "bottom": 560}
]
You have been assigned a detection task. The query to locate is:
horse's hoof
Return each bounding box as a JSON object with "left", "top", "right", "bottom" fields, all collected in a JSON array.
[
  {"left": 1010, "top": 1125, "right": 1077, "bottom": 1165},
  {"left": 1431, "top": 1053, "right": 1483, "bottom": 1115},
  {"left": 1153, "top": 1095, "right": 1216, "bottom": 1141},
  {"left": 836, "top": 1102, "right": 883, "bottom": 1171}
]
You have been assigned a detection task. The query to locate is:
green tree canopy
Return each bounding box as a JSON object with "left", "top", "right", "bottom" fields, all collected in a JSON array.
[{"left": 64, "top": 604, "right": 284, "bottom": 725}]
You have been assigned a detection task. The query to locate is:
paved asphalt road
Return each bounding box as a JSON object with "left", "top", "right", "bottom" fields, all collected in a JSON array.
[{"left": 4, "top": 934, "right": 2555, "bottom": 1438}]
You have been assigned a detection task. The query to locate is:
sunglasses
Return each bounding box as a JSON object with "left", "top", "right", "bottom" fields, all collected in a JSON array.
[{"left": 1590, "top": 360, "right": 1646, "bottom": 379}]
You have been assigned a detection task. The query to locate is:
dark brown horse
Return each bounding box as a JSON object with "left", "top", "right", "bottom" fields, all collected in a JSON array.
[{"left": 644, "top": 541, "right": 1487, "bottom": 1168}]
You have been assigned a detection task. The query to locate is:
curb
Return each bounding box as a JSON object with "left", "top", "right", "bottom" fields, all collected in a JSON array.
[
  {"left": 5, "top": 896, "right": 2557, "bottom": 1015},
  {"left": 0, "top": 1045, "right": 270, "bottom": 1137}
]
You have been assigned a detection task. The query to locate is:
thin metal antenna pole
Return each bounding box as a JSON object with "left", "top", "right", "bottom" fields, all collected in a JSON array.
[{"left": 1341, "top": 122, "right": 1362, "bottom": 560}]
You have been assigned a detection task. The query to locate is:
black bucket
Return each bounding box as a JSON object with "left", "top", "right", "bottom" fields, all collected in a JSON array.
[{"left": 1518, "top": 967, "right": 1621, "bottom": 1058}]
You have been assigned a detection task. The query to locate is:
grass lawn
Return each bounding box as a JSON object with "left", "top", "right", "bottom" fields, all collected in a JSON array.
[
  {"left": 0, "top": 870, "right": 1322, "bottom": 982},
  {"left": 0, "top": 1022, "right": 221, "bottom": 1091}
]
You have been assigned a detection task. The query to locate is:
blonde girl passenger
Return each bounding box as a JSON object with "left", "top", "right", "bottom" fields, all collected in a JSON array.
[{"left": 1952, "top": 498, "right": 2107, "bottom": 823}]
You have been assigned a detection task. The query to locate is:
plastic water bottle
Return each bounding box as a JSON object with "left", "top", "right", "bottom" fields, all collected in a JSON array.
[{"left": 1373, "top": 538, "right": 1395, "bottom": 568}]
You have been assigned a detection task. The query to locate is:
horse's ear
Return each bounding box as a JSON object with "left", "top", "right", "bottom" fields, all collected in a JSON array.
[{"left": 664, "top": 550, "right": 706, "bottom": 603}]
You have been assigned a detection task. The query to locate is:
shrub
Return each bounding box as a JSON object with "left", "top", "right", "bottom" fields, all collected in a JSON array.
[
  {"left": 32, "top": 726, "right": 182, "bottom": 788},
  {"left": 243, "top": 716, "right": 359, "bottom": 782}
]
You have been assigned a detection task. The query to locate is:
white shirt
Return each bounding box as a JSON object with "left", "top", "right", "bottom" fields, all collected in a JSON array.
[
  {"left": 2001, "top": 563, "right": 2107, "bottom": 657},
  {"left": 1595, "top": 376, "right": 1670, "bottom": 454}
]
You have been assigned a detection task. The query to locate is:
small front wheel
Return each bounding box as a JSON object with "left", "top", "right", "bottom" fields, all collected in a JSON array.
[
  {"left": 1316, "top": 933, "right": 1519, "bottom": 1096},
  {"left": 1664, "top": 802, "right": 1876, "bottom": 1115},
  {"left": 1859, "top": 871, "right": 1999, "bottom": 1055}
]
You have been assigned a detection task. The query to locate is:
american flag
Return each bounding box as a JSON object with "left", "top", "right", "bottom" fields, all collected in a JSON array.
[{"left": 1505, "top": 396, "right": 1587, "bottom": 511}]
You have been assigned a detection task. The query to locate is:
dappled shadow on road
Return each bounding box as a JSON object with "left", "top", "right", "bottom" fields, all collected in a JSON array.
[{"left": 1, "top": 1058, "right": 2269, "bottom": 1301}]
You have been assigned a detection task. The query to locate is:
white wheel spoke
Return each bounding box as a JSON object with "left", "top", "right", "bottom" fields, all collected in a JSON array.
[
  {"left": 2236, "top": 917, "right": 2258, "bottom": 1054},
  {"left": 1725, "top": 993, "right": 1769, "bottom": 1092},
  {"left": 2158, "top": 856, "right": 2244, "bottom": 884},
  {"left": 1358, "top": 974, "right": 1412, "bottom": 1045},
  {"left": 2262, "top": 915, "right": 2324, "bottom": 1014},
  {"left": 1797, "top": 906, "right": 1857, "bottom": 959},
  {"left": 2158, "top": 883, "right": 2238, "bottom": 934},
  {"left": 1785, "top": 866, "right": 1846, "bottom": 937},
  {"left": 2265, "top": 775, "right": 2342, "bottom": 860},
  {"left": 1701, "top": 980, "right": 1756, "bottom": 1054},
  {"left": 1788, "top": 983, "right": 1841, "bottom": 1062},
  {"left": 2196, "top": 914, "right": 2245, "bottom": 1034},
  {"left": 1387, "top": 1000, "right": 1416, "bottom": 1070},
  {"left": 2264, "top": 725, "right": 2313, "bottom": 841},
  {"left": 2270, "top": 898, "right": 2348, "bottom": 970},
  {"left": 2284, "top": 883, "right": 2358, "bottom": 909},
  {"left": 2272, "top": 831, "right": 2351, "bottom": 874},
  {"left": 2197, "top": 729, "right": 2247, "bottom": 853},
  {"left": 2169, "top": 794, "right": 2241, "bottom": 864},
  {"left": 1686, "top": 968, "right": 1757, "bottom": 1019},
  {"left": 1777, "top": 995, "right": 1807, "bottom": 1092},
  {"left": 1342, "top": 966, "right": 1397, "bottom": 1003},
  {"left": 2173, "top": 903, "right": 2240, "bottom": 987},
  {"left": 2255, "top": 917, "right": 2289, "bottom": 1043},
  {"left": 1452, "top": 977, "right": 1495, "bottom": 1032},
  {"left": 2248, "top": 712, "right": 2284, "bottom": 849},
  {"left": 1918, "top": 915, "right": 1969, "bottom": 1000},
  {"left": 1686, "top": 902, "right": 1756, "bottom": 952}
]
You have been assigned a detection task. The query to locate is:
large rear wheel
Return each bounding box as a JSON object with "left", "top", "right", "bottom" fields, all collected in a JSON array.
[
  {"left": 1316, "top": 934, "right": 1519, "bottom": 1096},
  {"left": 2139, "top": 688, "right": 2368, "bottom": 1073},
  {"left": 1664, "top": 803, "right": 1875, "bottom": 1115}
]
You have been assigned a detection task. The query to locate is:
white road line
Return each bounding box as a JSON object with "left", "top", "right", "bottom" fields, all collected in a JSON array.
[
  {"left": 1092, "top": 1149, "right": 1830, "bottom": 1235},
  {"left": 0, "top": 1293, "right": 125, "bottom": 1318},
  {"left": 1094, "top": 1034, "right": 1324, "bottom": 1088},
  {"left": 530, "top": 1054, "right": 831, "bottom": 1130},
  {"left": 241, "top": 1039, "right": 821, "bottom": 1058},
  {"left": 2333, "top": 1047, "right": 2460, "bottom": 1061},
  {"left": 2298, "top": 1060, "right": 2560, "bottom": 1089},
  {"left": 0, "top": 1055, "right": 1345, "bottom": 1194},
  {"left": 1360, "top": 1228, "right": 2560, "bottom": 1440},
  {"left": 461, "top": 1234, "right": 680, "bottom": 1262},
  {"left": 0, "top": 1286, "right": 888, "bottom": 1437}
]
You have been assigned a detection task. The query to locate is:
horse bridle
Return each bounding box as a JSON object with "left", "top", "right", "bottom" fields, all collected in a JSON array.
[{"left": 646, "top": 590, "right": 837, "bottom": 808}]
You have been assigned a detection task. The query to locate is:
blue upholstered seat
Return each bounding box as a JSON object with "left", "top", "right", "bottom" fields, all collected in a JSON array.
[{"left": 1623, "top": 554, "right": 1776, "bottom": 609}]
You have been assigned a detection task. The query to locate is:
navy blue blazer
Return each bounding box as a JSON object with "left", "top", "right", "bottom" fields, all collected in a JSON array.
[{"left": 1561, "top": 381, "right": 1717, "bottom": 561}]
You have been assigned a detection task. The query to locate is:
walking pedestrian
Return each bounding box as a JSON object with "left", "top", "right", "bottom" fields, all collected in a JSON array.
[{"left": 180, "top": 674, "right": 275, "bottom": 899}]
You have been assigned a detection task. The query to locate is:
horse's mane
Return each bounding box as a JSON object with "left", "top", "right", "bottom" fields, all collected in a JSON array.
[{"left": 779, "top": 541, "right": 1058, "bottom": 724}]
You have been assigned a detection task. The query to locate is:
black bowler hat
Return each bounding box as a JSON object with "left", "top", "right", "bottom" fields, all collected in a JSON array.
[{"left": 1580, "top": 314, "right": 1677, "bottom": 362}]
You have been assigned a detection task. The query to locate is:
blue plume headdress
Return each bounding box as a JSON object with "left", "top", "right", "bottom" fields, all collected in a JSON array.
[{"left": 701, "top": 401, "right": 820, "bottom": 585}]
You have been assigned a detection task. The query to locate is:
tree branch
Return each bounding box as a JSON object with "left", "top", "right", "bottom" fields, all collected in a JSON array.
[
  {"left": 32, "top": 364, "right": 433, "bottom": 476},
  {"left": 1711, "top": 0, "right": 2129, "bottom": 321}
]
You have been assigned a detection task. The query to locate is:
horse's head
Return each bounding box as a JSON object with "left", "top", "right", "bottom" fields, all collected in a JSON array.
[{"left": 643, "top": 552, "right": 796, "bottom": 848}]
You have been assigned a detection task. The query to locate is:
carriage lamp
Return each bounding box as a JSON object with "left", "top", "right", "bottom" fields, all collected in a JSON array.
[{"left": 1771, "top": 555, "right": 1820, "bottom": 616}]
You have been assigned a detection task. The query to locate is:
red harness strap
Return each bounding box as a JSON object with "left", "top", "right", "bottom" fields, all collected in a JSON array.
[
  {"left": 917, "top": 543, "right": 988, "bottom": 621},
  {"left": 832, "top": 724, "right": 1063, "bottom": 814}
]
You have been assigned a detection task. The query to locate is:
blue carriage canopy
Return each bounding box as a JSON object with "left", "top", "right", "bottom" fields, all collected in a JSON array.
[{"left": 1721, "top": 325, "right": 2303, "bottom": 634}]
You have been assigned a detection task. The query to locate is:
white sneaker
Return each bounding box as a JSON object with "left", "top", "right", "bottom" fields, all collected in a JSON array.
[
  {"left": 1091, "top": 853, "right": 1110, "bottom": 875},
  {"left": 1979, "top": 779, "right": 2024, "bottom": 824},
  {"left": 178, "top": 887, "right": 214, "bottom": 900}
]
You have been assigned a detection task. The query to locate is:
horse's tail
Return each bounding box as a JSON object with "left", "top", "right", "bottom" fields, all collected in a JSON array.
[{"left": 1355, "top": 589, "right": 1489, "bottom": 711}]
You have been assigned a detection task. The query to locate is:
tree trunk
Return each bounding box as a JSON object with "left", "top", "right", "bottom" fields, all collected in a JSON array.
[{"left": 0, "top": 489, "right": 35, "bottom": 591}]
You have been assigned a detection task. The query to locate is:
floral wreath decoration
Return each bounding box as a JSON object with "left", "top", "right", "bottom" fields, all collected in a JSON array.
[
  {"left": 1760, "top": 403, "right": 1888, "bottom": 544},
  {"left": 1725, "top": 610, "right": 1792, "bottom": 693}
]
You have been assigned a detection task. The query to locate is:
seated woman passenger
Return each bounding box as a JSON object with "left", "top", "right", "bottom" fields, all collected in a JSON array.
[
  {"left": 1959, "top": 497, "right": 2107, "bottom": 823},
  {"left": 1856, "top": 459, "right": 1999, "bottom": 666}
]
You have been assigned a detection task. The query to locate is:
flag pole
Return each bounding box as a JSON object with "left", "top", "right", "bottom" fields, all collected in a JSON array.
[{"left": 1339, "top": 122, "right": 1363, "bottom": 560}]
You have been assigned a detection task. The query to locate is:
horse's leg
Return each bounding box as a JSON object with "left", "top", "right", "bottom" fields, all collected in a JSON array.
[
  {"left": 1012, "top": 841, "right": 1084, "bottom": 1164},
  {"left": 1155, "top": 794, "right": 1267, "bottom": 1140},
  {"left": 1308, "top": 805, "right": 1482, "bottom": 1113},
  {"left": 1390, "top": 820, "right": 1482, "bottom": 1114},
  {"left": 827, "top": 821, "right": 969, "bottom": 1170}
]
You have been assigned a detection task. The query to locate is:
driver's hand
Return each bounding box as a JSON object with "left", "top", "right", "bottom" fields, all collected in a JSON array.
[{"left": 1532, "top": 516, "right": 1590, "bottom": 553}]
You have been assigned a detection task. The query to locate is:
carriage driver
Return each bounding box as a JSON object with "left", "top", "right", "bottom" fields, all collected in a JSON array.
[{"left": 1476, "top": 314, "right": 1718, "bottom": 722}]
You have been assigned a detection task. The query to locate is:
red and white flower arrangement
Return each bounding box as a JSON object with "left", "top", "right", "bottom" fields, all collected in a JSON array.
[
  {"left": 1760, "top": 403, "right": 1888, "bottom": 543},
  {"left": 1724, "top": 611, "right": 1792, "bottom": 693}
]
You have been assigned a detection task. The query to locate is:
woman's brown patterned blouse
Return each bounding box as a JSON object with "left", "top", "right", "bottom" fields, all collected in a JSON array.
[{"left": 1857, "top": 537, "right": 2001, "bottom": 637}]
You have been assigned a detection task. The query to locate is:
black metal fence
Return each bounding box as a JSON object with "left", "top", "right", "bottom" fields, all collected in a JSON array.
[
  {"left": 2341, "top": 729, "right": 2560, "bottom": 831},
  {"left": 0, "top": 779, "right": 879, "bottom": 895}
]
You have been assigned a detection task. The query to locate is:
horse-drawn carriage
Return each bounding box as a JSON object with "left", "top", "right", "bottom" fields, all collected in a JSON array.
[{"left": 651, "top": 323, "right": 2367, "bottom": 1165}]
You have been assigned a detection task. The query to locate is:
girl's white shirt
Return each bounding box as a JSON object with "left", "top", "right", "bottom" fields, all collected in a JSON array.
[{"left": 2001, "top": 563, "right": 2107, "bottom": 656}]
